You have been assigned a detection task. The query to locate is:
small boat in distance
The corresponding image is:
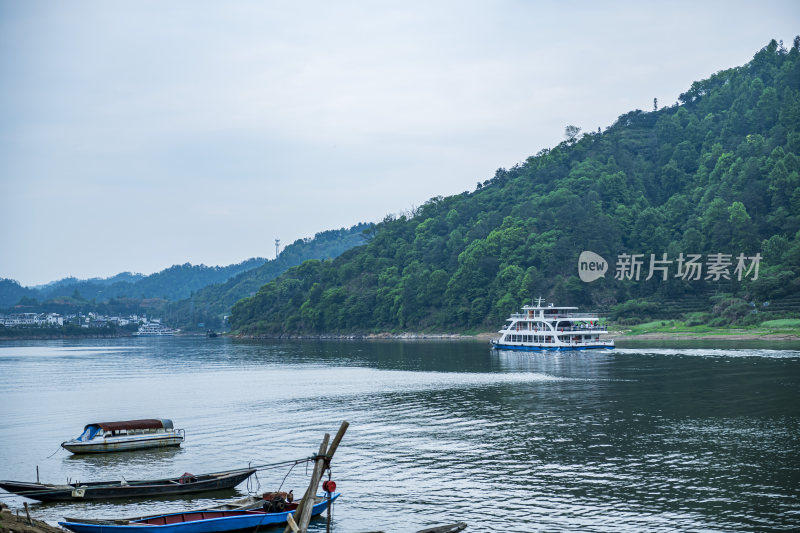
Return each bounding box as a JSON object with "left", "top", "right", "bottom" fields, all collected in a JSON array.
[
  {"left": 491, "top": 298, "right": 614, "bottom": 351},
  {"left": 59, "top": 493, "right": 340, "bottom": 533},
  {"left": 61, "top": 419, "right": 185, "bottom": 454},
  {"left": 0, "top": 468, "right": 256, "bottom": 502},
  {"left": 134, "top": 321, "right": 178, "bottom": 336}
]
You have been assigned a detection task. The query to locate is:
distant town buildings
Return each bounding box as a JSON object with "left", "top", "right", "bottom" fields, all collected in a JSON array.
[
  {"left": 0, "top": 312, "right": 63, "bottom": 327},
  {"left": 0, "top": 312, "right": 156, "bottom": 329}
]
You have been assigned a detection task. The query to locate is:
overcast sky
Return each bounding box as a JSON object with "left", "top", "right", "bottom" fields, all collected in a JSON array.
[{"left": 1, "top": 1, "right": 798, "bottom": 286}]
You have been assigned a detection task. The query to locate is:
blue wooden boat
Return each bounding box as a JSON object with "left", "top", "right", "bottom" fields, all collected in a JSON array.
[{"left": 59, "top": 493, "right": 339, "bottom": 533}]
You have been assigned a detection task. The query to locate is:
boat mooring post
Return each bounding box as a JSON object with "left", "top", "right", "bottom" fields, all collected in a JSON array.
[
  {"left": 284, "top": 433, "right": 328, "bottom": 533},
  {"left": 284, "top": 421, "right": 349, "bottom": 533}
]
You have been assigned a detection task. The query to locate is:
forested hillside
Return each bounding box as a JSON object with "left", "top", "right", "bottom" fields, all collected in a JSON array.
[
  {"left": 231, "top": 40, "right": 800, "bottom": 334},
  {"left": 0, "top": 278, "right": 41, "bottom": 309},
  {"left": 165, "top": 223, "right": 371, "bottom": 330}
]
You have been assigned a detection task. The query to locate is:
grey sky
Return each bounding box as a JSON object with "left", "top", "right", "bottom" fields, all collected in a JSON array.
[{"left": 1, "top": 1, "right": 798, "bottom": 286}]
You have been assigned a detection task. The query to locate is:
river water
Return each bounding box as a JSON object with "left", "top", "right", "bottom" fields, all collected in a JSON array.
[{"left": 0, "top": 337, "right": 798, "bottom": 532}]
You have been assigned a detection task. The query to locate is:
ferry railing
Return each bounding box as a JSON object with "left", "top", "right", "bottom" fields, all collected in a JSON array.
[
  {"left": 562, "top": 340, "right": 615, "bottom": 347},
  {"left": 506, "top": 325, "right": 609, "bottom": 332},
  {"left": 509, "top": 312, "right": 604, "bottom": 320}
]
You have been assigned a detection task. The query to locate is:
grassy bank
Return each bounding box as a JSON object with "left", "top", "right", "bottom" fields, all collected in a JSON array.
[{"left": 615, "top": 319, "right": 800, "bottom": 340}]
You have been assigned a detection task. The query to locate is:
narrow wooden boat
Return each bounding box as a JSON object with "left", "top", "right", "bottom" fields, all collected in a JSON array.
[
  {"left": 0, "top": 468, "right": 256, "bottom": 502},
  {"left": 61, "top": 419, "right": 185, "bottom": 454},
  {"left": 61, "top": 494, "right": 283, "bottom": 525},
  {"left": 59, "top": 493, "right": 340, "bottom": 533}
]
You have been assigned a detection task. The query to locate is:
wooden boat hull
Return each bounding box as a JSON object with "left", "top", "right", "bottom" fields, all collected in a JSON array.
[
  {"left": 0, "top": 469, "right": 256, "bottom": 502},
  {"left": 59, "top": 493, "right": 339, "bottom": 533}
]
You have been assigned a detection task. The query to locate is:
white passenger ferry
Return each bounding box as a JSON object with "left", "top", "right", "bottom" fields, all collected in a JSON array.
[
  {"left": 491, "top": 298, "right": 614, "bottom": 351},
  {"left": 134, "top": 321, "right": 178, "bottom": 336}
]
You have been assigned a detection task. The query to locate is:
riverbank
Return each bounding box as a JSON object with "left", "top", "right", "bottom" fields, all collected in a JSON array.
[
  {"left": 613, "top": 319, "right": 800, "bottom": 341},
  {"left": 0, "top": 502, "right": 62, "bottom": 533},
  {"left": 236, "top": 330, "right": 800, "bottom": 342}
]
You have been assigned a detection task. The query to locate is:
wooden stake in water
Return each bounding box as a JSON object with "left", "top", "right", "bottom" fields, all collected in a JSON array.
[{"left": 283, "top": 421, "right": 348, "bottom": 533}]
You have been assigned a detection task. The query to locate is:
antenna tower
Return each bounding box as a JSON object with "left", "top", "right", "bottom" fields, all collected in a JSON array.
[{"left": 275, "top": 239, "right": 280, "bottom": 259}]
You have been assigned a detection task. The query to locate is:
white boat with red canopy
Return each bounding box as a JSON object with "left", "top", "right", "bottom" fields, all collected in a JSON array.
[
  {"left": 61, "top": 419, "right": 185, "bottom": 454},
  {"left": 491, "top": 298, "right": 614, "bottom": 351}
]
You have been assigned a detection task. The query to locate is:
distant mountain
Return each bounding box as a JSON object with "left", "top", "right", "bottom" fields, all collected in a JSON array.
[
  {"left": 33, "top": 272, "right": 145, "bottom": 293},
  {"left": 230, "top": 39, "right": 800, "bottom": 335},
  {"left": 0, "top": 259, "right": 268, "bottom": 312},
  {"left": 30, "top": 258, "right": 269, "bottom": 303},
  {"left": 0, "top": 278, "right": 40, "bottom": 309},
  {"left": 1, "top": 223, "right": 371, "bottom": 320},
  {"left": 165, "top": 223, "right": 372, "bottom": 330}
]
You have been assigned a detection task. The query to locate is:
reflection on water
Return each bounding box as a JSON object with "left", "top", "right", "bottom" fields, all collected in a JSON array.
[{"left": 0, "top": 337, "right": 798, "bottom": 532}]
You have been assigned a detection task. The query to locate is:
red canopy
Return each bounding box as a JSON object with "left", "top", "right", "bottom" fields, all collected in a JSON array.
[{"left": 89, "top": 419, "right": 171, "bottom": 431}]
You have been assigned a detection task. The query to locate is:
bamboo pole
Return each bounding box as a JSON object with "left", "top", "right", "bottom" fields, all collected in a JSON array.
[
  {"left": 325, "top": 421, "right": 349, "bottom": 463},
  {"left": 283, "top": 421, "right": 349, "bottom": 533},
  {"left": 283, "top": 433, "right": 328, "bottom": 533}
]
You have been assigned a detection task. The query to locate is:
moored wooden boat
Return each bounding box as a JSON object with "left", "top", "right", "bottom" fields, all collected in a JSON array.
[
  {"left": 59, "top": 493, "right": 340, "bottom": 533},
  {"left": 61, "top": 493, "right": 303, "bottom": 525},
  {"left": 0, "top": 468, "right": 256, "bottom": 502},
  {"left": 61, "top": 419, "right": 185, "bottom": 454}
]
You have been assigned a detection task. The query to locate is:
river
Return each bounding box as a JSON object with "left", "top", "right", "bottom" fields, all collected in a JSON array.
[{"left": 0, "top": 337, "right": 798, "bottom": 532}]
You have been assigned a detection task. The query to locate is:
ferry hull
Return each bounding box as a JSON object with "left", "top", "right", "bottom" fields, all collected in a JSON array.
[{"left": 491, "top": 342, "right": 614, "bottom": 351}]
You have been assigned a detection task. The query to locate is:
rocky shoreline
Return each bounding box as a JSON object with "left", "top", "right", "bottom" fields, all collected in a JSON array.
[
  {"left": 235, "top": 331, "right": 497, "bottom": 341},
  {"left": 235, "top": 330, "right": 800, "bottom": 342}
]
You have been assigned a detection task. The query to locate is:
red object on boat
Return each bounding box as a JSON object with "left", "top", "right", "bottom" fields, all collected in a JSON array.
[{"left": 322, "top": 480, "right": 336, "bottom": 493}]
